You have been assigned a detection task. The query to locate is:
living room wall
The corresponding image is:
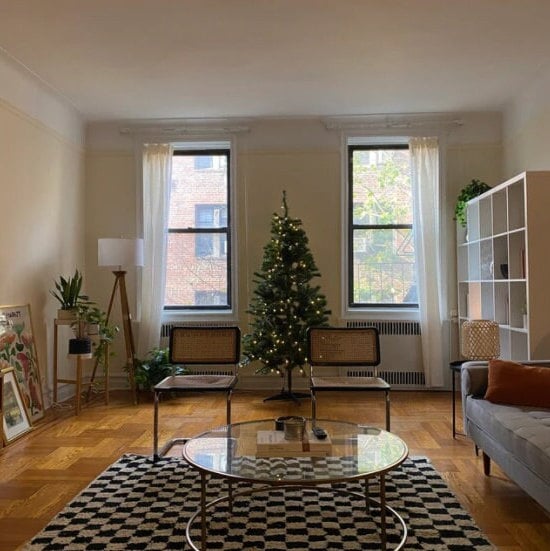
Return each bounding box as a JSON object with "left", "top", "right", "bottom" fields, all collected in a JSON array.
[
  {"left": 503, "top": 69, "right": 550, "bottom": 176},
  {"left": 1, "top": 51, "right": 543, "bottom": 400},
  {"left": 85, "top": 114, "right": 502, "bottom": 388},
  {"left": 0, "top": 56, "right": 86, "bottom": 405}
]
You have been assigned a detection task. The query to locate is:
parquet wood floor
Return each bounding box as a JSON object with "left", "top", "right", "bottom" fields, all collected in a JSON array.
[{"left": 0, "top": 390, "right": 548, "bottom": 550}]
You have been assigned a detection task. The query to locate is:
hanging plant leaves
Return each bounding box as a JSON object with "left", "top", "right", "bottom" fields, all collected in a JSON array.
[{"left": 455, "top": 179, "right": 491, "bottom": 227}]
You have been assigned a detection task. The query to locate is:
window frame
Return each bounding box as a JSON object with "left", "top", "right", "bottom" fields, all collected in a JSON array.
[
  {"left": 165, "top": 147, "right": 232, "bottom": 312},
  {"left": 347, "top": 142, "right": 418, "bottom": 310}
]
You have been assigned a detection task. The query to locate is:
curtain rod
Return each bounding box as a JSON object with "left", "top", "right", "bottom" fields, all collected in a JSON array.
[
  {"left": 120, "top": 124, "right": 250, "bottom": 136},
  {"left": 323, "top": 115, "right": 464, "bottom": 131}
]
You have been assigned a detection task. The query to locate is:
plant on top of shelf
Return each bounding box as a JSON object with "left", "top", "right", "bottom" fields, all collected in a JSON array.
[
  {"left": 454, "top": 179, "right": 491, "bottom": 227},
  {"left": 50, "top": 269, "right": 89, "bottom": 319}
]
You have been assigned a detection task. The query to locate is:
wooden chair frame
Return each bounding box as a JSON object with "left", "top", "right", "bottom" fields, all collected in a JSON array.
[
  {"left": 307, "top": 326, "right": 391, "bottom": 431},
  {"left": 153, "top": 326, "right": 240, "bottom": 459}
]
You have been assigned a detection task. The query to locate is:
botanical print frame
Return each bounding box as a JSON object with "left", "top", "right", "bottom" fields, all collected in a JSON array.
[
  {"left": 0, "top": 373, "right": 2, "bottom": 448},
  {"left": 1, "top": 367, "right": 32, "bottom": 443},
  {"left": 0, "top": 304, "right": 45, "bottom": 422}
]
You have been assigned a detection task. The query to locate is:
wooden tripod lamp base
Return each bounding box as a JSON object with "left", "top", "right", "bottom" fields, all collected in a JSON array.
[
  {"left": 97, "top": 238, "right": 144, "bottom": 405},
  {"left": 108, "top": 271, "right": 137, "bottom": 404}
]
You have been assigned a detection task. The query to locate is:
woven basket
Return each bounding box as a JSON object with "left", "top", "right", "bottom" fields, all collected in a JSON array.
[{"left": 461, "top": 319, "right": 500, "bottom": 360}]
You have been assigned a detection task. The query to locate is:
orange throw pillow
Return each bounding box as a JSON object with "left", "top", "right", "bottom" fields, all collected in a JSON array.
[{"left": 485, "top": 360, "right": 550, "bottom": 408}]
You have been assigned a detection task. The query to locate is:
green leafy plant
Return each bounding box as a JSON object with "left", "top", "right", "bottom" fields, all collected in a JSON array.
[
  {"left": 77, "top": 305, "right": 119, "bottom": 363},
  {"left": 67, "top": 304, "right": 119, "bottom": 378},
  {"left": 134, "top": 347, "right": 187, "bottom": 391},
  {"left": 50, "top": 269, "right": 87, "bottom": 310},
  {"left": 454, "top": 179, "right": 491, "bottom": 227}
]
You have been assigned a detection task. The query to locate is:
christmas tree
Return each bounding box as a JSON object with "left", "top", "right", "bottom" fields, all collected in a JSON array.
[{"left": 243, "top": 191, "right": 331, "bottom": 401}]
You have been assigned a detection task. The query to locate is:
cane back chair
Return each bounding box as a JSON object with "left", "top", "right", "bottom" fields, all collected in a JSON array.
[
  {"left": 153, "top": 326, "right": 241, "bottom": 459},
  {"left": 307, "top": 326, "right": 390, "bottom": 430}
]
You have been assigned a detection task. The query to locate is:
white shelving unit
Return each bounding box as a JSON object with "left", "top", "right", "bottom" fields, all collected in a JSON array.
[{"left": 457, "top": 171, "right": 550, "bottom": 360}]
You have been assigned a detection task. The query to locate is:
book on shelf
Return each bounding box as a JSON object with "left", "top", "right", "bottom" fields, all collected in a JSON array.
[{"left": 256, "top": 430, "right": 332, "bottom": 458}]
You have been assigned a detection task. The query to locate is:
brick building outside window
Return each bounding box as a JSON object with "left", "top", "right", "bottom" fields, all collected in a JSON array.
[{"left": 165, "top": 148, "right": 231, "bottom": 310}]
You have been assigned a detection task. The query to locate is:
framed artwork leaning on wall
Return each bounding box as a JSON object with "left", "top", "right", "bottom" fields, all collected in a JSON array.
[
  {"left": 1, "top": 367, "right": 32, "bottom": 444},
  {"left": 0, "top": 304, "right": 44, "bottom": 423}
]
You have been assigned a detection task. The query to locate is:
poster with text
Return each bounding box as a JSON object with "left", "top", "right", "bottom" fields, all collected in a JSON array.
[{"left": 0, "top": 304, "right": 44, "bottom": 422}]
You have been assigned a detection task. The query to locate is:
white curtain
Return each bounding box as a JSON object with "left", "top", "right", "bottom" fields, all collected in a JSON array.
[
  {"left": 138, "top": 143, "right": 172, "bottom": 359},
  {"left": 410, "top": 137, "right": 444, "bottom": 387}
]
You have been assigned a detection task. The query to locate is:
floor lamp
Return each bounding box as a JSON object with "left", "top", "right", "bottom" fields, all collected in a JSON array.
[{"left": 93, "top": 238, "right": 144, "bottom": 405}]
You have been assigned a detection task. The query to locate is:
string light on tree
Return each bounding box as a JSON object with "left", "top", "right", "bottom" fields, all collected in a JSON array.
[{"left": 242, "top": 191, "right": 331, "bottom": 402}]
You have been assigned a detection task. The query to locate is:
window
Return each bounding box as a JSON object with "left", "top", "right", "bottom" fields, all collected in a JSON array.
[
  {"left": 194, "top": 205, "right": 228, "bottom": 258},
  {"left": 348, "top": 144, "right": 417, "bottom": 308},
  {"left": 194, "top": 156, "right": 213, "bottom": 170},
  {"left": 165, "top": 148, "right": 231, "bottom": 310},
  {"left": 193, "top": 155, "right": 227, "bottom": 171},
  {"left": 194, "top": 290, "right": 227, "bottom": 305}
]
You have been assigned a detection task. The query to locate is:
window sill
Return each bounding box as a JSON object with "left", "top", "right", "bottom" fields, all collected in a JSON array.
[
  {"left": 343, "top": 308, "right": 419, "bottom": 321},
  {"left": 162, "top": 310, "right": 238, "bottom": 324}
]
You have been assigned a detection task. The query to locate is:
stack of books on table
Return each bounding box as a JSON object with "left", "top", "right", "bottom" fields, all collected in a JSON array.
[{"left": 256, "top": 430, "right": 333, "bottom": 457}]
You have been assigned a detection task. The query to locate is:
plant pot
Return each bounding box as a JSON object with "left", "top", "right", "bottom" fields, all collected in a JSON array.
[
  {"left": 68, "top": 337, "right": 92, "bottom": 356},
  {"left": 57, "top": 308, "right": 78, "bottom": 321},
  {"left": 87, "top": 323, "right": 100, "bottom": 336}
]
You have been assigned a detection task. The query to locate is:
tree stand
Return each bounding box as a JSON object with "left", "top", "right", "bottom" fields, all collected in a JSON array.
[{"left": 263, "top": 368, "right": 310, "bottom": 403}]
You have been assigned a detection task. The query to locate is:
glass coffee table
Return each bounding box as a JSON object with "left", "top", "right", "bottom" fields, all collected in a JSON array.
[{"left": 182, "top": 418, "right": 408, "bottom": 550}]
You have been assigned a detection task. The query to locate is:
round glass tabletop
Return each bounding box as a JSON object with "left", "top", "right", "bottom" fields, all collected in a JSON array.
[{"left": 182, "top": 418, "right": 408, "bottom": 484}]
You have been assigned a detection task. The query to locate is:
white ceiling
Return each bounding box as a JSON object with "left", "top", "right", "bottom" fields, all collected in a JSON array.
[{"left": 1, "top": 0, "right": 549, "bottom": 122}]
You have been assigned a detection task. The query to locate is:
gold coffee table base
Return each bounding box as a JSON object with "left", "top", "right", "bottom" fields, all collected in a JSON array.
[
  {"left": 182, "top": 420, "right": 408, "bottom": 550},
  {"left": 185, "top": 481, "right": 407, "bottom": 551}
]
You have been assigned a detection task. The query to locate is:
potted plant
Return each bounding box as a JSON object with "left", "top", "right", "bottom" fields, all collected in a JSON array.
[
  {"left": 77, "top": 304, "right": 119, "bottom": 366},
  {"left": 50, "top": 269, "right": 88, "bottom": 320},
  {"left": 454, "top": 179, "right": 491, "bottom": 227},
  {"left": 68, "top": 316, "right": 93, "bottom": 356},
  {"left": 134, "top": 347, "right": 187, "bottom": 393}
]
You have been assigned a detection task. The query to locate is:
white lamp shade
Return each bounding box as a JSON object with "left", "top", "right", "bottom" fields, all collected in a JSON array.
[{"left": 98, "top": 238, "right": 144, "bottom": 268}]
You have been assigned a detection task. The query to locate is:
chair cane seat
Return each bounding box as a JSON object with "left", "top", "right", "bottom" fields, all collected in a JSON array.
[
  {"left": 155, "top": 374, "right": 237, "bottom": 391},
  {"left": 311, "top": 376, "right": 390, "bottom": 391}
]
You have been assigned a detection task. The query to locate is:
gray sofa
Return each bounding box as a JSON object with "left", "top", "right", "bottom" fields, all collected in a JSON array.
[{"left": 461, "top": 360, "right": 550, "bottom": 511}]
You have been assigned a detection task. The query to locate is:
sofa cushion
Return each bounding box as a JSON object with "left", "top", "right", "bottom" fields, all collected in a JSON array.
[
  {"left": 485, "top": 360, "right": 550, "bottom": 408},
  {"left": 466, "top": 397, "right": 550, "bottom": 482}
]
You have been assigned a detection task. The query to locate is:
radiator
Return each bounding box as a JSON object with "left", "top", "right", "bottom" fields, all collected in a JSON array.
[
  {"left": 160, "top": 321, "right": 235, "bottom": 375},
  {"left": 345, "top": 320, "right": 425, "bottom": 389}
]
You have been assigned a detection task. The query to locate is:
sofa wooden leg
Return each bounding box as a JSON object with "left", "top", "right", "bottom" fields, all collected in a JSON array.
[{"left": 482, "top": 452, "right": 491, "bottom": 476}]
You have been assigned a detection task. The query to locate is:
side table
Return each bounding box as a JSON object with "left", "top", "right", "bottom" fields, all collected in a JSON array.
[
  {"left": 449, "top": 360, "right": 465, "bottom": 438},
  {"left": 53, "top": 319, "right": 110, "bottom": 415}
]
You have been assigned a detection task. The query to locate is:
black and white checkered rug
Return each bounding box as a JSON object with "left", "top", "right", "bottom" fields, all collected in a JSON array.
[{"left": 25, "top": 454, "right": 495, "bottom": 550}]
